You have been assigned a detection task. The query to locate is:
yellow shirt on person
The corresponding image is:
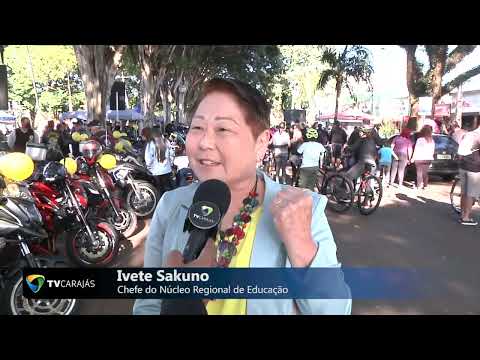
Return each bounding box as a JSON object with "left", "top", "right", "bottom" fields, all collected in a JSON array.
[{"left": 206, "top": 206, "right": 263, "bottom": 315}]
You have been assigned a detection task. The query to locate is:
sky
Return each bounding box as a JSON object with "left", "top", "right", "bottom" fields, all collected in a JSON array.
[{"left": 365, "top": 45, "right": 480, "bottom": 99}]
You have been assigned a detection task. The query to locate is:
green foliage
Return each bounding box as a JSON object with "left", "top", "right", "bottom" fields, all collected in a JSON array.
[
  {"left": 317, "top": 46, "right": 374, "bottom": 96},
  {"left": 4, "top": 45, "right": 84, "bottom": 116},
  {"left": 378, "top": 120, "right": 398, "bottom": 138},
  {"left": 278, "top": 45, "right": 325, "bottom": 110}
]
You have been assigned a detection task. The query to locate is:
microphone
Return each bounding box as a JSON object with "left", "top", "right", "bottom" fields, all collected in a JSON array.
[
  {"left": 160, "top": 179, "right": 231, "bottom": 315},
  {"left": 182, "top": 179, "right": 231, "bottom": 263}
]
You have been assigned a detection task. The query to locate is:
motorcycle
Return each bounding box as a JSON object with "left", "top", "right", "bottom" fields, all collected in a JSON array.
[
  {"left": 0, "top": 173, "right": 78, "bottom": 315},
  {"left": 109, "top": 154, "right": 159, "bottom": 218},
  {"left": 28, "top": 161, "right": 121, "bottom": 268},
  {"left": 76, "top": 140, "right": 138, "bottom": 238}
]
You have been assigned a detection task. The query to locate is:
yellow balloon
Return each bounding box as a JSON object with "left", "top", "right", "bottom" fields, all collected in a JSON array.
[
  {"left": 97, "top": 154, "right": 117, "bottom": 170},
  {"left": 122, "top": 139, "right": 132, "bottom": 149},
  {"left": 120, "top": 132, "right": 128, "bottom": 138},
  {"left": 59, "top": 157, "right": 77, "bottom": 176},
  {"left": 113, "top": 131, "right": 122, "bottom": 139},
  {"left": 72, "top": 132, "right": 82, "bottom": 142},
  {"left": 80, "top": 133, "right": 89, "bottom": 141},
  {"left": 114, "top": 142, "right": 124, "bottom": 153},
  {"left": 0, "top": 152, "right": 35, "bottom": 181}
]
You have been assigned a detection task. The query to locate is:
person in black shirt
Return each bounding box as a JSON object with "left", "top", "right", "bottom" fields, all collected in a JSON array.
[
  {"left": 345, "top": 126, "right": 384, "bottom": 182},
  {"left": 317, "top": 124, "right": 329, "bottom": 146},
  {"left": 329, "top": 121, "right": 348, "bottom": 168},
  {"left": 8, "top": 117, "right": 39, "bottom": 153}
]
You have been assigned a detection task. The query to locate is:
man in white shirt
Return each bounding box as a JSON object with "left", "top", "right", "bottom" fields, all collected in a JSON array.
[
  {"left": 271, "top": 122, "right": 290, "bottom": 184},
  {"left": 457, "top": 120, "right": 480, "bottom": 226},
  {"left": 297, "top": 128, "right": 325, "bottom": 191}
]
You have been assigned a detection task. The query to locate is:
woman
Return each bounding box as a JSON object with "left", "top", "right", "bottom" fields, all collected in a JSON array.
[
  {"left": 133, "top": 78, "right": 351, "bottom": 315},
  {"left": 411, "top": 125, "right": 435, "bottom": 190},
  {"left": 271, "top": 122, "right": 290, "bottom": 184},
  {"left": 288, "top": 123, "right": 304, "bottom": 186},
  {"left": 142, "top": 127, "right": 175, "bottom": 195},
  {"left": 390, "top": 128, "right": 413, "bottom": 189}
]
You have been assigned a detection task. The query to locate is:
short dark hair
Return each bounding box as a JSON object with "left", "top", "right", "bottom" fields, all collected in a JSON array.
[{"left": 190, "top": 78, "right": 271, "bottom": 139}]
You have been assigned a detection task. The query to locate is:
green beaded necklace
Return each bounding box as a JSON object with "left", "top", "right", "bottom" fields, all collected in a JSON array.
[{"left": 216, "top": 175, "right": 259, "bottom": 267}]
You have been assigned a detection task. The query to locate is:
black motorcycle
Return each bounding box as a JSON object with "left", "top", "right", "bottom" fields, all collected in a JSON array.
[
  {"left": 0, "top": 175, "right": 78, "bottom": 315},
  {"left": 109, "top": 155, "right": 159, "bottom": 218}
]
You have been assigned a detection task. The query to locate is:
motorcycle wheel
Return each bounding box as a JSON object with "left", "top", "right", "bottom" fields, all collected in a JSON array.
[
  {"left": 65, "top": 221, "right": 121, "bottom": 267},
  {"left": 108, "top": 207, "right": 138, "bottom": 239},
  {"left": 0, "top": 257, "right": 79, "bottom": 315},
  {"left": 126, "top": 181, "right": 158, "bottom": 218}
]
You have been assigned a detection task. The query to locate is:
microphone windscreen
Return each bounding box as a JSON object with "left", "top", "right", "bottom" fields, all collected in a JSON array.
[{"left": 192, "top": 179, "right": 231, "bottom": 216}]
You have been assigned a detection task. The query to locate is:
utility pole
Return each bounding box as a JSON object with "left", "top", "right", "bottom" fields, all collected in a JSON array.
[
  {"left": 67, "top": 72, "right": 73, "bottom": 112},
  {"left": 26, "top": 45, "right": 40, "bottom": 121},
  {"left": 456, "top": 83, "right": 463, "bottom": 129}
]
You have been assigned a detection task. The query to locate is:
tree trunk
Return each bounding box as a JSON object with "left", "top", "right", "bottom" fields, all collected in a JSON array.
[
  {"left": 74, "top": 45, "right": 125, "bottom": 126},
  {"left": 67, "top": 73, "right": 73, "bottom": 112},
  {"left": 142, "top": 70, "right": 156, "bottom": 128},
  {"left": 178, "top": 84, "right": 187, "bottom": 124},
  {"left": 137, "top": 45, "right": 177, "bottom": 129},
  {"left": 334, "top": 77, "right": 342, "bottom": 122},
  {"left": 160, "top": 85, "right": 171, "bottom": 124},
  {"left": 428, "top": 46, "right": 448, "bottom": 117}
]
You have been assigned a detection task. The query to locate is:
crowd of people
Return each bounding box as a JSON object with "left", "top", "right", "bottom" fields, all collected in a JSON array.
[
  {"left": 266, "top": 119, "right": 452, "bottom": 195},
  {"left": 1, "top": 116, "right": 191, "bottom": 196},
  {"left": 3, "top": 106, "right": 480, "bottom": 229}
]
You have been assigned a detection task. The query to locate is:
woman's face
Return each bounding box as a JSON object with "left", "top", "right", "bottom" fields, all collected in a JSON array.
[{"left": 186, "top": 91, "right": 269, "bottom": 185}]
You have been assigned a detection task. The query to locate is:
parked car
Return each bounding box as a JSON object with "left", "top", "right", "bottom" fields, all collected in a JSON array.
[{"left": 387, "top": 133, "right": 459, "bottom": 181}]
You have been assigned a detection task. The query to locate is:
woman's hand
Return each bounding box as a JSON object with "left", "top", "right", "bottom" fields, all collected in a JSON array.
[
  {"left": 270, "top": 187, "right": 318, "bottom": 267},
  {"left": 165, "top": 239, "right": 217, "bottom": 306}
]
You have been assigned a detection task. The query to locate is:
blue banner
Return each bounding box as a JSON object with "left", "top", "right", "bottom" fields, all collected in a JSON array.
[{"left": 22, "top": 267, "right": 435, "bottom": 300}]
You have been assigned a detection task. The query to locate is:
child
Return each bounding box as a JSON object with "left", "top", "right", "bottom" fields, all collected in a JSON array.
[{"left": 378, "top": 143, "right": 398, "bottom": 187}]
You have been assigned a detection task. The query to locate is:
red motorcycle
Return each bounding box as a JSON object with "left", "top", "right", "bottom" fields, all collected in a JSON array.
[
  {"left": 28, "top": 161, "right": 121, "bottom": 267},
  {"left": 76, "top": 140, "right": 138, "bottom": 239}
]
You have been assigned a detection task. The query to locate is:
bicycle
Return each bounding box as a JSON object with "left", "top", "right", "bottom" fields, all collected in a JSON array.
[
  {"left": 322, "top": 160, "right": 383, "bottom": 215},
  {"left": 259, "top": 149, "right": 276, "bottom": 179}
]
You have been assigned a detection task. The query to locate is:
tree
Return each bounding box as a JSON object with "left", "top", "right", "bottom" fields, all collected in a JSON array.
[
  {"left": 74, "top": 45, "right": 126, "bottom": 125},
  {"left": 317, "top": 45, "right": 373, "bottom": 122},
  {"left": 4, "top": 45, "right": 83, "bottom": 121},
  {"left": 279, "top": 45, "right": 324, "bottom": 109},
  {"left": 134, "top": 45, "right": 177, "bottom": 127},
  {"left": 401, "top": 45, "right": 480, "bottom": 119},
  {"left": 138, "top": 45, "right": 284, "bottom": 126}
]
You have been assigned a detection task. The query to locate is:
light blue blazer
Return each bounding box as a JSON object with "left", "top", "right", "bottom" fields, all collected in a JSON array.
[{"left": 133, "top": 171, "right": 352, "bottom": 315}]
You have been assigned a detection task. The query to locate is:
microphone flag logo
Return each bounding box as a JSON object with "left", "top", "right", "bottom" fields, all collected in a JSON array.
[{"left": 201, "top": 205, "right": 214, "bottom": 217}]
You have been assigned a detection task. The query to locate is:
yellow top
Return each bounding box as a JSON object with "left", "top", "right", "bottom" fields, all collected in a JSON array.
[{"left": 206, "top": 206, "right": 263, "bottom": 315}]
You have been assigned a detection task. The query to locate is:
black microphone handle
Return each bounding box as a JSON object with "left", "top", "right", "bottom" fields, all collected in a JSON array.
[{"left": 182, "top": 227, "right": 215, "bottom": 264}]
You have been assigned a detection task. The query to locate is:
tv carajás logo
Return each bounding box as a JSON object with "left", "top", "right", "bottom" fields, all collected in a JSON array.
[
  {"left": 188, "top": 201, "right": 221, "bottom": 229},
  {"left": 25, "top": 274, "right": 45, "bottom": 293},
  {"left": 25, "top": 274, "right": 95, "bottom": 293},
  {"left": 201, "top": 205, "right": 214, "bottom": 217}
]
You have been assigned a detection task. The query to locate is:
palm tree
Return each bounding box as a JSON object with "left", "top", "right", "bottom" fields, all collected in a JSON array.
[{"left": 317, "top": 45, "right": 373, "bottom": 122}]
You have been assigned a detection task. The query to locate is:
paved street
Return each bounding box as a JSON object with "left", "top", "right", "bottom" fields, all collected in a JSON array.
[{"left": 77, "top": 177, "right": 480, "bottom": 315}]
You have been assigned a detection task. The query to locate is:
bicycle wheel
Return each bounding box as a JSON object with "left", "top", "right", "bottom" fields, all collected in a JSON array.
[
  {"left": 314, "top": 168, "right": 327, "bottom": 193},
  {"left": 450, "top": 178, "right": 461, "bottom": 214},
  {"left": 322, "top": 173, "right": 354, "bottom": 213},
  {"left": 357, "top": 175, "right": 383, "bottom": 215}
]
